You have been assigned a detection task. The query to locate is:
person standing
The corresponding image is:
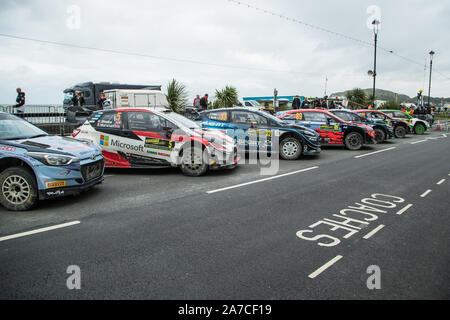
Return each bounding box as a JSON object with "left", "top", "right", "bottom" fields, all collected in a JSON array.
[
  {"left": 301, "top": 98, "right": 310, "bottom": 109},
  {"left": 13, "top": 88, "right": 26, "bottom": 115},
  {"left": 199, "top": 94, "right": 208, "bottom": 110},
  {"left": 97, "top": 92, "right": 106, "bottom": 110},
  {"left": 72, "top": 90, "right": 85, "bottom": 107},
  {"left": 292, "top": 95, "right": 301, "bottom": 109},
  {"left": 193, "top": 95, "right": 201, "bottom": 109}
]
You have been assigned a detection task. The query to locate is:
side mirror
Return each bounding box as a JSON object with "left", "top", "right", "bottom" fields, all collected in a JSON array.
[
  {"left": 162, "top": 126, "right": 173, "bottom": 137},
  {"left": 326, "top": 118, "right": 331, "bottom": 125},
  {"left": 250, "top": 121, "right": 256, "bottom": 128}
]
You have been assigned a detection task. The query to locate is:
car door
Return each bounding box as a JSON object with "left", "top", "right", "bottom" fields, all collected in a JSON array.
[
  {"left": 229, "top": 110, "right": 271, "bottom": 150},
  {"left": 90, "top": 110, "right": 126, "bottom": 150},
  {"left": 125, "top": 110, "right": 175, "bottom": 163}
]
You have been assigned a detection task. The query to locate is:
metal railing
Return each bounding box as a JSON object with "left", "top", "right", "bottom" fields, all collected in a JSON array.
[{"left": 0, "top": 105, "right": 77, "bottom": 136}]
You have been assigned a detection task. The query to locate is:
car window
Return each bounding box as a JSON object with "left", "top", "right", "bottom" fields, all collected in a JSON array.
[
  {"left": 282, "top": 112, "right": 302, "bottom": 120},
  {"left": 231, "top": 111, "right": 268, "bottom": 125},
  {"left": 366, "top": 112, "right": 384, "bottom": 120},
  {"left": 394, "top": 112, "right": 405, "bottom": 118},
  {"left": 93, "top": 111, "right": 123, "bottom": 129},
  {"left": 333, "top": 112, "right": 351, "bottom": 121},
  {"left": 127, "top": 111, "right": 165, "bottom": 131},
  {"left": 303, "top": 112, "right": 327, "bottom": 122},
  {"left": 206, "top": 111, "right": 228, "bottom": 122}
]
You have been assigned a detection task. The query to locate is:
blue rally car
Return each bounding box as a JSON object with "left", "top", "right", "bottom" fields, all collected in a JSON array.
[
  {"left": 198, "top": 107, "right": 321, "bottom": 160},
  {"left": 0, "top": 112, "right": 104, "bottom": 211}
]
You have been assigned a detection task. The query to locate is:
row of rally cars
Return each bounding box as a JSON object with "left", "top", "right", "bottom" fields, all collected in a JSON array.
[{"left": 0, "top": 107, "right": 430, "bottom": 211}]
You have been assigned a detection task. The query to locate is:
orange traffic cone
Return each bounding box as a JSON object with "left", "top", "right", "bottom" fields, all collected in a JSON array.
[{"left": 435, "top": 117, "right": 441, "bottom": 131}]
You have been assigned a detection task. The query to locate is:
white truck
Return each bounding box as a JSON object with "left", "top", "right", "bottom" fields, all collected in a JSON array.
[{"left": 104, "top": 89, "right": 169, "bottom": 109}]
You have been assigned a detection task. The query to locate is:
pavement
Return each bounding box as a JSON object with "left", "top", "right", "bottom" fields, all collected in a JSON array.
[{"left": 0, "top": 130, "right": 449, "bottom": 299}]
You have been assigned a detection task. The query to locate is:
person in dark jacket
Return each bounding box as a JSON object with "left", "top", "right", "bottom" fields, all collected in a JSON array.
[
  {"left": 72, "top": 90, "right": 85, "bottom": 107},
  {"left": 292, "top": 95, "right": 301, "bottom": 109},
  {"left": 97, "top": 92, "right": 106, "bottom": 109},
  {"left": 301, "top": 98, "right": 310, "bottom": 109},
  {"left": 14, "top": 88, "right": 26, "bottom": 115},
  {"left": 199, "top": 94, "right": 208, "bottom": 110}
]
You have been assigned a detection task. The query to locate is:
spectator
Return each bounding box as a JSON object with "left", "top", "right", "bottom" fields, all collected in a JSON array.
[
  {"left": 193, "top": 94, "right": 201, "bottom": 109},
  {"left": 72, "top": 90, "right": 85, "bottom": 107},
  {"left": 199, "top": 94, "right": 208, "bottom": 110},
  {"left": 97, "top": 92, "right": 106, "bottom": 110},
  {"left": 328, "top": 100, "right": 336, "bottom": 109},
  {"left": 301, "top": 98, "right": 310, "bottom": 109},
  {"left": 292, "top": 95, "right": 301, "bottom": 109},
  {"left": 13, "top": 88, "right": 26, "bottom": 115}
]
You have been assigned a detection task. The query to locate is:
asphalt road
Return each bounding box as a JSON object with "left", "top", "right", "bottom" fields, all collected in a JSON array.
[{"left": 0, "top": 130, "right": 449, "bottom": 299}]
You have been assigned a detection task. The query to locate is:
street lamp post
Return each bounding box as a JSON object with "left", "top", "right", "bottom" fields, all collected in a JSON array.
[
  {"left": 371, "top": 19, "right": 380, "bottom": 108},
  {"left": 427, "top": 50, "right": 435, "bottom": 107}
]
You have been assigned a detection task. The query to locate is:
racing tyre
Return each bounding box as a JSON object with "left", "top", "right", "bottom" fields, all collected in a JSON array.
[
  {"left": 180, "top": 146, "right": 208, "bottom": 177},
  {"left": 394, "top": 125, "right": 407, "bottom": 138},
  {"left": 279, "top": 136, "right": 303, "bottom": 160},
  {"left": 0, "top": 167, "right": 38, "bottom": 211},
  {"left": 374, "top": 128, "right": 386, "bottom": 143},
  {"left": 414, "top": 123, "right": 425, "bottom": 135},
  {"left": 344, "top": 132, "right": 363, "bottom": 150}
]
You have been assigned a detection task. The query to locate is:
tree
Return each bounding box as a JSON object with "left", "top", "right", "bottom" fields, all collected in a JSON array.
[
  {"left": 165, "top": 79, "right": 188, "bottom": 113},
  {"left": 214, "top": 85, "right": 239, "bottom": 109},
  {"left": 345, "top": 88, "right": 368, "bottom": 109},
  {"left": 382, "top": 100, "right": 401, "bottom": 109}
]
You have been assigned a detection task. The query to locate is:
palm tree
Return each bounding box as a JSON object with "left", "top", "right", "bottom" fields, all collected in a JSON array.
[
  {"left": 345, "top": 88, "right": 368, "bottom": 109},
  {"left": 165, "top": 79, "right": 188, "bottom": 113},
  {"left": 214, "top": 86, "right": 239, "bottom": 109}
]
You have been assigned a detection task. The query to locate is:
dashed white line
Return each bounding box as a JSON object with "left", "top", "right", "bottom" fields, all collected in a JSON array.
[
  {"left": 396, "top": 204, "right": 413, "bottom": 215},
  {"left": 410, "top": 139, "right": 428, "bottom": 144},
  {"left": 206, "top": 166, "right": 319, "bottom": 194},
  {"left": 0, "top": 221, "right": 81, "bottom": 242},
  {"left": 420, "top": 189, "right": 432, "bottom": 198},
  {"left": 354, "top": 147, "right": 396, "bottom": 159},
  {"left": 308, "top": 255, "right": 343, "bottom": 279},
  {"left": 437, "top": 179, "right": 446, "bottom": 185},
  {"left": 363, "top": 224, "right": 385, "bottom": 239}
]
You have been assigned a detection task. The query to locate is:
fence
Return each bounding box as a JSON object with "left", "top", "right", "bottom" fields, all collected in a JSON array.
[{"left": 0, "top": 105, "right": 78, "bottom": 136}]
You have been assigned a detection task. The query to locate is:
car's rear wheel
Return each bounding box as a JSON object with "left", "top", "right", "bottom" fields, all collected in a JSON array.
[
  {"left": 414, "top": 123, "right": 425, "bottom": 135},
  {"left": 345, "top": 132, "right": 363, "bottom": 150},
  {"left": 180, "top": 146, "right": 208, "bottom": 177},
  {"left": 0, "top": 167, "right": 38, "bottom": 211},
  {"left": 374, "top": 128, "right": 386, "bottom": 143},
  {"left": 394, "top": 125, "right": 407, "bottom": 138},
  {"left": 279, "top": 136, "right": 302, "bottom": 160}
]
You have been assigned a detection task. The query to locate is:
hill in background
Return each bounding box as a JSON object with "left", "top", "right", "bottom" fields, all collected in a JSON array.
[{"left": 331, "top": 88, "right": 450, "bottom": 105}]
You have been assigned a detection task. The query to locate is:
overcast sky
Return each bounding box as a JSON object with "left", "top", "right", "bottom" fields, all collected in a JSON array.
[{"left": 0, "top": 0, "right": 449, "bottom": 104}]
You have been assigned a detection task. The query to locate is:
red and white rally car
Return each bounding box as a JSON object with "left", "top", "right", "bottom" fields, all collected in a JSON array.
[{"left": 72, "top": 108, "right": 238, "bottom": 176}]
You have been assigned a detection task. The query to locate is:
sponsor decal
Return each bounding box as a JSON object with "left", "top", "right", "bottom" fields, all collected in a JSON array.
[
  {"left": 100, "top": 135, "right": 109, "bottom": 146},
  {"left": 319, "top": 125, "right": 339, "bottom": 131},
  {"left": 46, "top": 181, "right": 67, "bottom": 189},
  {"left": 296, "top": 112, "right": 303, "bottom": 120},
  {"left": 58, "top": 169, "right": 71, "bottom": 176},
  {"left": 110, "top": 139, "right": 144, "bottom": 152},
  {"left": 158, "top": 152, "right": 170, "bottom": 157},
  {"left": 0, "top": 146, "right": 16, "bottom": 151},
  {"left": 144, "top": 138, "right": 174, "bottom": 150},
  {"left": 46, "top": 190, "right": 65, "bottom": 197}
]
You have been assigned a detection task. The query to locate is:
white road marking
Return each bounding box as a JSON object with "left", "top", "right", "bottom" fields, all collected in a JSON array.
[
  {"left": 354, "top": 147, "right": 396, "bottom": 159},
  {"left": 396, "top": 204, "right": 413, "bottom": 215},
  {"left": 103, "top": 175, "right": 115, "bottom": 178},
  {"left": 0, "top": 221, "right": 80, "bottom": 242},
  {"left": 206, "top": 166, "right": 319, "bottom": 194},
  {"left": 437, "top": 179, "right": 446, "bottom": 185},
  {"left": 308, "top": 255, "right": 343, "bottom": 279},
  {"left": 410, "top": 139, "right": 428, "bottom": 144},
  {"left": 363, "top": 224, "right": 385, "bottom": 239},
  {"left": 443, "top": 134, "right": 447, "bottom": 138},
  {"left": 420, "top": 189, "right": 432, "bottom": 198}
]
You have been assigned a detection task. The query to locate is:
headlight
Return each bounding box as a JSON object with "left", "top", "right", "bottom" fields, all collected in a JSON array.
[{"left": 27, "top": 152, "right": 80, "bottom": 166}]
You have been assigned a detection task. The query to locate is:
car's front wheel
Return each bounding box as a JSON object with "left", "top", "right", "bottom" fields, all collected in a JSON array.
[
  {"left": 279, "top": 136, "right": 303, "bottom": 160},
  {"left": 180, "top": 146, "right": 209, "bottom": 177},
  {"left": 0, "top": 167, "right": 38, "bottom": 211},
  {"left": 345, "top": 132, "right": 363, "bottom": 150},
  {"left": 394, "top": 125, "right": 407, "bottom": 138},
  {"left": 414, "top": 123, "right": 425, "bottom": 135},
  {"left": 374, "top": 128, "right": 386, "bottom": 143}
]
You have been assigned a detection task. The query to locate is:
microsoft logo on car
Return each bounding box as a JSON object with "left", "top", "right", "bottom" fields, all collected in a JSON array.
[{"left": 100, "top": 135, "right": 109, "bottom": 146}]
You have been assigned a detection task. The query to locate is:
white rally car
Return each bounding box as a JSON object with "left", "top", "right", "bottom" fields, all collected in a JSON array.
[{"left": 72, "top": 108, "right": 238, "bottom": 176}]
